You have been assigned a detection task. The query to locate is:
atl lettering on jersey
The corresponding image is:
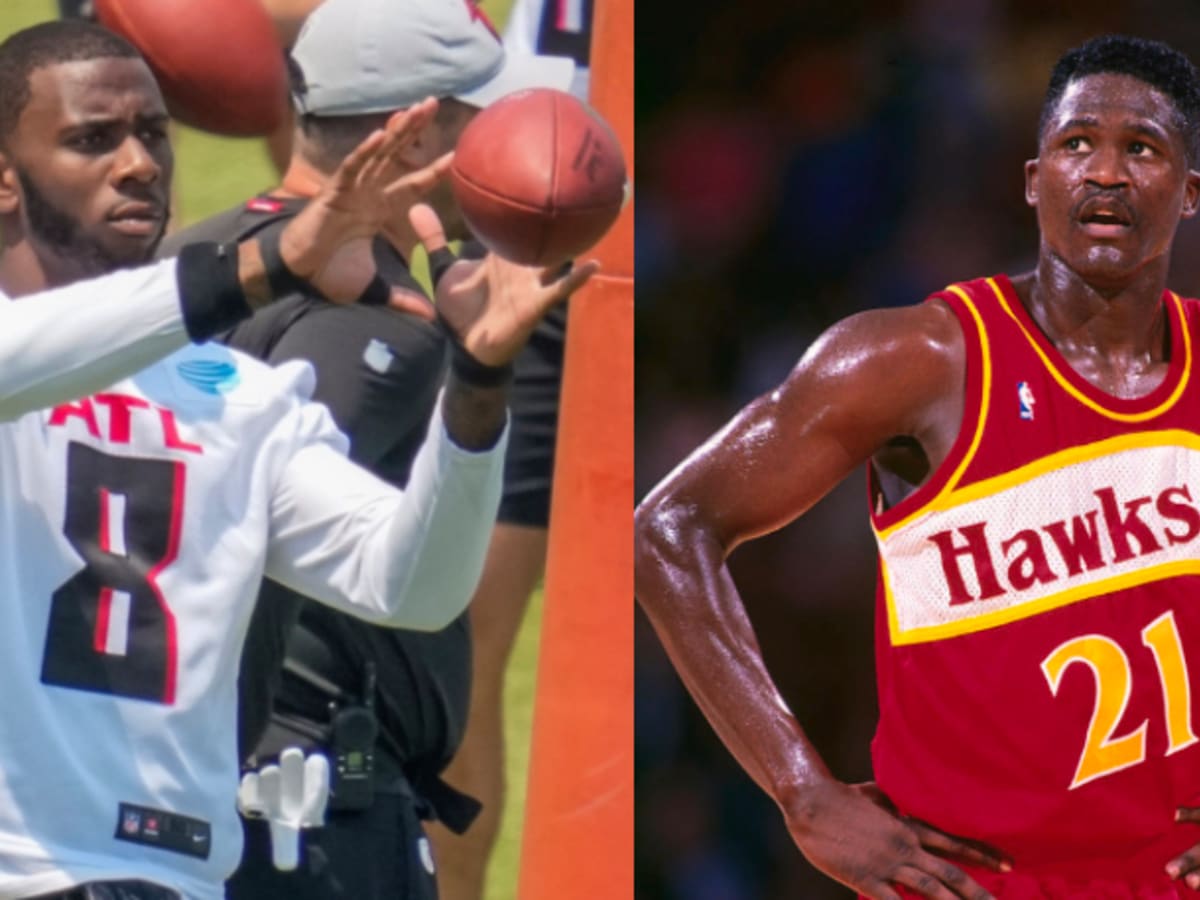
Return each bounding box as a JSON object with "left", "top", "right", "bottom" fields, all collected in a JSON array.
[{"left": 47, "top": 392, "right": 204, "bottom": 454}]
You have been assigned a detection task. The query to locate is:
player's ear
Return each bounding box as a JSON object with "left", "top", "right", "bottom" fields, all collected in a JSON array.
[
  {"left": 393, "top": 119, "right": 440, "bottom": 168},
  {"left": 1181, "top": 168, "right": 1200, "bottom": 219},
  {"left": 381, "top": 102, "right": 444, "bottom": 168},
  {"left": 0, "top": 151, "right": 20, "bottom": 216},
  {"left": 1024, "top": 158, "right": 1039, "bottom": 208}
]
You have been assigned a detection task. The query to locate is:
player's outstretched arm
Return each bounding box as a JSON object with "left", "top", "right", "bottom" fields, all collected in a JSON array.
[
  {"left": 0, "top": 262, "right": 191, "bottom": 420},
  {"left": 635, "top": 301, "right": 1009, "bottom": 899},
  {"left": 264, "top": 398, "right": 504, "bottom": 632},
  {"left": 0, "top": 238, "right": 309, "bottom": 423},
  {"left": 261, "top": 200, "right": 593, "bottom": 625}
]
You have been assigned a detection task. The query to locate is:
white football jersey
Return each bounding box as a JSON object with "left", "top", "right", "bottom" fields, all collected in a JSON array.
[
  {"left": 0, "top": 261, "right": 504, "bottom": 898},
  {"left": 504, "top": 0, "right": 591, "bottom": 100}
]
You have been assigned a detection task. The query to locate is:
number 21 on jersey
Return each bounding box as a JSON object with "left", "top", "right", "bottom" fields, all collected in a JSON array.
[{"left": 1041, "top": 609, "right": 1198, "bottom": 789}]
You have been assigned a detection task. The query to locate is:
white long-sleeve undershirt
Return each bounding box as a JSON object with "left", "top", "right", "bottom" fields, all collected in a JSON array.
[{"left": 0, "top": 260, "right": 188, "bottom": 421}]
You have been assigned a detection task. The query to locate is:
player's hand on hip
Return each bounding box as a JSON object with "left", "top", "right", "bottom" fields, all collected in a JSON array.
[
  {"left": 409, "top": 204, "right": 599, "bottom": 367},
  {"left": 784, "top": 779, "right": 1008, "bottom": 900},
  {"left": 276, "top": 98, "right": 444, "bottom": 302},
  {"left": 1166, "top": 805, "right": 1200, "bottom": 888}
]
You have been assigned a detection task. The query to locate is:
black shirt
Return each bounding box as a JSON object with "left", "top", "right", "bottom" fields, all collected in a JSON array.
[{"left": 159, "top": 198, "right": 473, "bottom": 804}]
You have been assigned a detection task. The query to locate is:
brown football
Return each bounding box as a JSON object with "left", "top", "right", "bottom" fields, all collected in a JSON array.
[
  {"left": 450, "top": 88, "right": 628, "bottom": 267},
  {"left": 95, "top": 0, "right": 288, "bottom": 137}
]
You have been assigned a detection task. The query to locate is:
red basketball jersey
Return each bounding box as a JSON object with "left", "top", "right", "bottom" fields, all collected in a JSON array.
[{"left": 870, "top": 275, "right": 1200, "bottom": 894}]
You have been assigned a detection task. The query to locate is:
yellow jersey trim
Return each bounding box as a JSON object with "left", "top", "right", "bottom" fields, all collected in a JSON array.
[
  {"left": 887, "top": 558, "right": 1200, "bottom": 646},
  {"left": 876, "top": 429, "right": 1200, "bottom": 542},
  {"left": 937, "top": 429, "right": 1200, "bottom": 510},
  {"left": 988, "top": 278, "right": 1190, "bottom": 423},
  {"left": 875, "top": 284, "right": 991, "bottom": 536}
]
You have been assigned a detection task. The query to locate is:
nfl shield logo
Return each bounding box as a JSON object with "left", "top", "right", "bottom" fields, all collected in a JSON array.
[{"left": 122, "top": 810, "right": 140, "bottom": 835}]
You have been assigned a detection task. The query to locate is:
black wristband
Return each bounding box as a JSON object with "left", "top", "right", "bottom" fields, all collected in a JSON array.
[
  {"left": 428, "top": 247, "right": 458, "bottom": 289},
  {"left": 176, "top": 241, "right": 252, "bottom": 341},
  {"left": 437, "top": 316, "right": 513, "bottom": 388},
  {"left": 356, "top": 275, "right": 391, "bottom": 306},
  {"left": 451, "top": 344, "right": 514, "bottom": 387},
  {"left": 257, "top": 226, "right": 311, "bottom": 299}
]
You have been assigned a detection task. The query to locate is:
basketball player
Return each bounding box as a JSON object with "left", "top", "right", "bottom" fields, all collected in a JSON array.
[
  {"left": 0, "top": 19, "right": 591, "bottom": 900},
  {"left": 637, "top": 34, "right": 1200, "bottom": 899}
]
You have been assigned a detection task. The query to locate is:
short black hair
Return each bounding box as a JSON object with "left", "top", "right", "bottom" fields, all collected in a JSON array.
[
  {"left": 296, "top": 100, "right": 475, "bottom": 172},
  {"left": 0, "top": 20, "right": 142, "bottom": 143},
  {"left": 297, "top": 112, "right": 392, "bottom": 170},
  {"left": 1039, "top": 35, "right": 1200, "bottom": 166}
]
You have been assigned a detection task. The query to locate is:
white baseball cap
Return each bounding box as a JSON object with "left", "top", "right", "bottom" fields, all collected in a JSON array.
[{"left": 290, "top": 0, "right": 577, "bottom": 116}]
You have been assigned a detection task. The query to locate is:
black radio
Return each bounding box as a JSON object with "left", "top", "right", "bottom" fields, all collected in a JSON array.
[
  {"left": 274, "top": 657, "right": 380, "bottom": 812},
  {"left": 329, "top": 704, "right": 377, "bottom": 810},
  {"left": 326, "top": 661, "right": 378, "bottom": 811}
]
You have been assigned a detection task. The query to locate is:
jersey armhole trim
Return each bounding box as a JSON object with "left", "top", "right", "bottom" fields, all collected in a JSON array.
[
  {"left": 870, "top": 282, "right": 991, "bottom": 539},
  {"left": 989, "top": 277, "right": 1191, "bottom": 422}
]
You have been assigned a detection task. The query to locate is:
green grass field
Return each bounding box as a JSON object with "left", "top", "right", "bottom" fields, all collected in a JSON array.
[{"left": 0, "top": 3, "right": 539, "bottom": 898}]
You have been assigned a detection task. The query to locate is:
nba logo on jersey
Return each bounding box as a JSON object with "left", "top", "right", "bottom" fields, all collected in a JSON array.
[
  {"left": 1017, "top": 381, "right": 1035, "bottom": 420},
  {"left": 121, "top": 810, "right": 140, "bottom": 835}
]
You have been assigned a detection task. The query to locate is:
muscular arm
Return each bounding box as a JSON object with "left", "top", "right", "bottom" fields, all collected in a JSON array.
[
  {"left": 635, "top": 302, "right": 1005, "bottom": 899},
  {"left": 636, "top": 302, "right": 962, "bottom": 793}
]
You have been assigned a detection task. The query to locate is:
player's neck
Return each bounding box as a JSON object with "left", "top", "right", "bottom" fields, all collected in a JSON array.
[
  {"left": 1010, "top": 254, "right": 1173, "bottom": 400},
  {"left": 0, "top": 241, "right": 62, "bottom": 298},
  {"left": 1021, "top": 253, "right": 1171, "bottom": 360},
  {"left": 277, "top": 157, "right": 325, "bottom": 200}
]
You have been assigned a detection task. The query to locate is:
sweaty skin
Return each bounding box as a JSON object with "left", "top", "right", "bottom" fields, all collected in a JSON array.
[{"left": 635, "top": 72, "right": 1200, "bottom": 899}]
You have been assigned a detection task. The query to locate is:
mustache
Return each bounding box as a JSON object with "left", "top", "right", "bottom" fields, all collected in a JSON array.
[
  {"left": 1072, "top": 191, "right": 1136, "bottom": 225},
  {"left": 110, "top": 182, "right": 166, "bottom": 208}
]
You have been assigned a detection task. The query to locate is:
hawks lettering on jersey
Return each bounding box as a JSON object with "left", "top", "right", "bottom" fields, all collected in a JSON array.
[{"left": 881, "top": 435, "right": 1200, "bottom": 644}]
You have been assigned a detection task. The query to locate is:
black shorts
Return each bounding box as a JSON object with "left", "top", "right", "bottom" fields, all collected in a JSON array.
[{"left": 499, "top": 303, "right": 567, "bottom": 527}]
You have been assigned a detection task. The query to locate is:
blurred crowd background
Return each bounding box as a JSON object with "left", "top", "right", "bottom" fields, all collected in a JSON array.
[{"left": 634, "top": 1, "right": 1200, "bottom": 897}]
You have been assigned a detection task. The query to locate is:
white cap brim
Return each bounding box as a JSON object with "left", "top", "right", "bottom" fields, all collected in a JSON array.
[{"left": 455, "top": 52, "right": 577, "bottom": 108}]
